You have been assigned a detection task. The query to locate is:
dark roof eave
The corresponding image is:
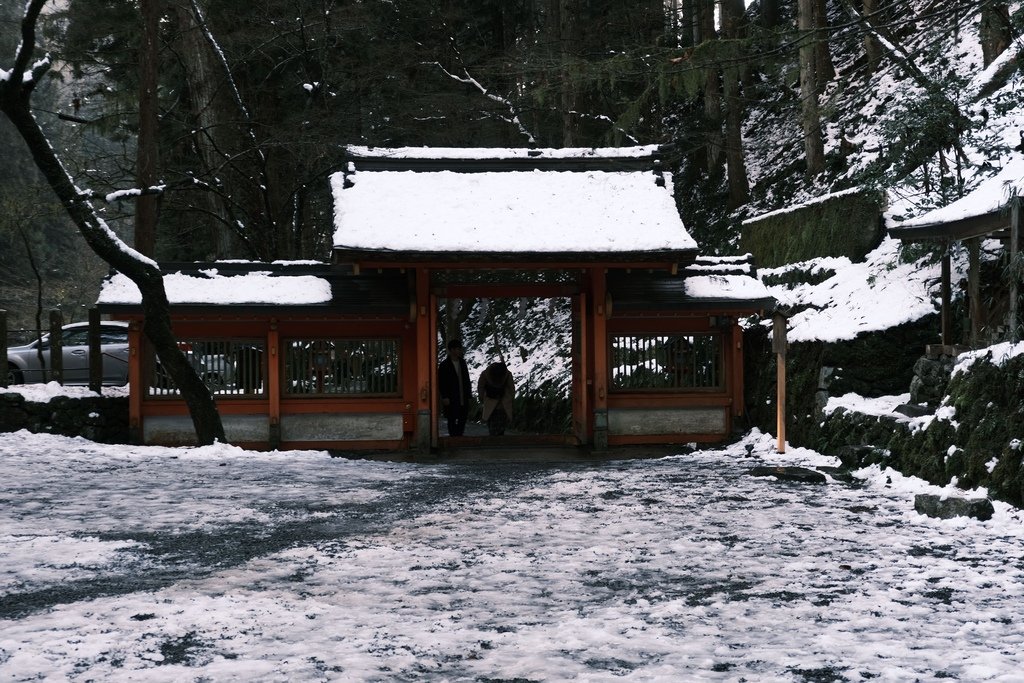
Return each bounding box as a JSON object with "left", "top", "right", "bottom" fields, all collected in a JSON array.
[
  {"left": 96, "top": 303, "right": 407, "bottom": 316},
  {"left": 615, "top": 297, "right": 777, "bottom": 314},
  {"left": 887, "top": 208, "right": 1009, "bottom": 242}
]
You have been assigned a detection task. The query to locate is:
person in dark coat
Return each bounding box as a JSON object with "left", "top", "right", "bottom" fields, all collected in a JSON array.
[
  {"left": 437, "top": 339, "right": 472, "bottom": 436},
  {"left": 478, "top": 361, "right": 515, "bottom": 436}
]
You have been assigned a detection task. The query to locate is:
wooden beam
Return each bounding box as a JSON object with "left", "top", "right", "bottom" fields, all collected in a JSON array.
[{"left": 889, "top": 209, "right": 1009, "bottom": 242}]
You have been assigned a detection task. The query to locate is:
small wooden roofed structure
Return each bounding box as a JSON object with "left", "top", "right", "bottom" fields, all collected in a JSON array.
[
  {"left": 100, "top": 145, "right": 775, "bottom": 452},
  {"left": 887, "top": 160, "right": 1023, "bottom": 349}
]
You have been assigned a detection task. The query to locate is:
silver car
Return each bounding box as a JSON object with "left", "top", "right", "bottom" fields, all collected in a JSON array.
[{"left": 5, "top": 321, "right": 130, "bottom": 386}]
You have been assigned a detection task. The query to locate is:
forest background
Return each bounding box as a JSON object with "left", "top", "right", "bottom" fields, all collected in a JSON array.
[{"left": 1, "top": 0, "right": 1020, "bottom": 355}]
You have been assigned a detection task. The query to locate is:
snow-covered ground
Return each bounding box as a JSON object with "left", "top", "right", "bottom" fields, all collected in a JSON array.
[{"left": 2, "top": 430, "right": 1022, "bottom": 681}]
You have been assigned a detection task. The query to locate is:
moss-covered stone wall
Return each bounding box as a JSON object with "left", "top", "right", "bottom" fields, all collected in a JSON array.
[
  {"left": 740, "top": 189, "right": 885, "bottom": 268},
  {"left": 814, "top": 347, "right": 1024, "bottom": 507}
]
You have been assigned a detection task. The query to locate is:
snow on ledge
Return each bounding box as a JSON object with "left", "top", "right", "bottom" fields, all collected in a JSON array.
[
  {"left": 952, "top": 341, "right": 1024, "bottom": 377},
  {"left": 98, "top": 270, "right": 332, "bottom": 306},
  {"left": 823, "top": 392, "right": 911, "bottom": 418},
  {"left": 0, "top": 382, "right": 130, "bottom": 402}
]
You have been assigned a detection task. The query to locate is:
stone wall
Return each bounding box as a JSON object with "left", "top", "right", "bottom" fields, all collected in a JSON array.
[
  {"left": 742, "top": 315, "right": 939, "bottom": 445},
  {"left": 0, "top": 393, "right": 129, "bottom": 444},
  {"left": 740, "top": 189, "right": 885, "bottom": 268},
  {"left": 814, "top": 347, "right": 1024, "bottom": 507}
]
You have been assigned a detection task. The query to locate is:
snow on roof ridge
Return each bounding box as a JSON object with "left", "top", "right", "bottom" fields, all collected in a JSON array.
[
  {"left": 344, "top": 145, "right": 662, "bottom": 160},
  {"left": 694, "top": 254, "right": 753, "bottom": 263},
  {"left": 98, "top": 270, "right": 333, "bottom": 306},
  {"left": 891, "top": 156, "right": 1024, "bottom": 229}
]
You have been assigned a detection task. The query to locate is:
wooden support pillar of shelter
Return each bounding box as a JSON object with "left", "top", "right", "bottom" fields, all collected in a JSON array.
[
  {"left": 589, "top": 268, "right": 609, "bottom": 450},
  {"left": 128, "top": 322, "right": 143, "bottom": 443},
  {"left": 0, "top": 309, "right": 7, "bottom": 388},
  {"left": 49, "top": 309, "right": 63, "bottom": 385},
  {"left": 414, "top": 268, "right": 433, "bottom": 452},
  {"left": 1011, "top": 199, "right": 1021, "bottom": 342},
  {"left": 772, "top": 311, "right": 788, "bottom": 453},
  {"left": 88, "top": 307, "right": 102, "bottom": 393},
  {"left": 941, "top": 242, "right": 953, "bottom": 347},
  {"left": 967, "top": 237, "right": 981, "bottom": 348},
  {"left": 267, "top": 322, "right": 281, "bottom": 448}
]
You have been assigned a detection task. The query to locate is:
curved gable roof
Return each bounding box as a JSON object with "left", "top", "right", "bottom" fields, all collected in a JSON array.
[{"left": 330, "top": 146, "right": 697, "bottom": 264}]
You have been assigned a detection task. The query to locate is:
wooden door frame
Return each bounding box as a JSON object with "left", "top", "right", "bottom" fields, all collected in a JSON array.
[{"left": 430, "top": 284, "right": 586, "bottom": 447}]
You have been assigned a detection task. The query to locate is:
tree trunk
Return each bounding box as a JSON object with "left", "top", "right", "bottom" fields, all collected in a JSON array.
[
  {"left": 696, "top": 0, "right": 722, "bottom": 176},
  {"left": 799, "top": 0, "right": 825, "bottom": 176},
  {"left": 136, "top": 0, "right": 159, "bottom": 257},
  {"left": 813, "top": 0, "right": 835, "bottom": 85},
  {"left": 1, "top": 1, "right": 225, "bottom": 445},
  {"left": 556, "top": 0, "right": 580, "bottom": 146},
  {"left": 722, "top": 0, "right": 749, "bottom": 208},
  {"left": 173, "top": 1, "right": 237, "bottom": 258},
  {"left": 862, "top": 0, "right": 884, "bottom": 74},
  {"left": 759, "top": 0, "right": 781, "bottom": 28},
  {"left": 979, "top": 2, "right": 1011, "bottom": 67}
]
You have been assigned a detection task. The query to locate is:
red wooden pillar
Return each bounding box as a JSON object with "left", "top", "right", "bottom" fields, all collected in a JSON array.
[
  {"left": 128, "top": 321, "right": 143, "bottom": 443},
  {"left": 414, "top": 267, "right": 433, "bottom": 451},
  {"left": 572, "top": 292, "right": 589, "bottom": 445},
  {"left": 589, "top": 268, "right": 609, "bottom": 450},
  {"left": 731, "top": 322, "right": 744, "bottom": 423},
  {"left": 267, "top": 321, "right": 281, "bottom": 447}
]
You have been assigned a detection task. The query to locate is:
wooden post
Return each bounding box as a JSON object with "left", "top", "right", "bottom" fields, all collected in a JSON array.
[
  {"left": 88, "top": 307, "right": 102, "bottom": 393},
  {"left": 128, "top": 322, "right": 143, "bottom": 443},
  {"left": 414, "top": 268, "right": 433, "bottom": 452},
  {"left": 967, "top": 237, "right": 981, "bottom": 348},
  {"left": 590, "top": 268, "right": 609, "bottom": 451},
  {"left": 0, "top": 309, "right": 7, "bottom": 388},
  {"left": 49, "top": 309, "right": 64, "bottom": 385},
  {"left": 267, "top": 322, "right": 281, "bottom": 448},
  {"left": 941, "top": 243, "right": 952, "bottom": 347},
  {"left": 1011, "top": 199, "right": 1021, "bottom": 342},
  {"left": 773, "top": 312, "right": 788, "bottom": 453}
]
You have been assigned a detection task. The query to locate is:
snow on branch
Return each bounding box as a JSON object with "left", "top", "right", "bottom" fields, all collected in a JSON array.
[
  {"left": 428, "top": 60, "right": 536, "bottom": 144},
  {"left": 569, "top": 110, "right": 639, "bottom": 145}
]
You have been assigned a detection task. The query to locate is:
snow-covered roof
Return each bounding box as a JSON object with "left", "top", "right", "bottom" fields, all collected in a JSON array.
[
  {"left": 607, "top": 253, "right": 775, "bottom": 313},
  {"left": 98, "top": 268, "right": 332, "bottom": 306},
  {"left": 888, "top": 157, "right": 1024, "bottom": 239},
  {"left": 96, "top": 263, "right": 412, "bottom": 316},
  {"left": 331, "top": 147, "right": 697, "bottom": 261}
]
